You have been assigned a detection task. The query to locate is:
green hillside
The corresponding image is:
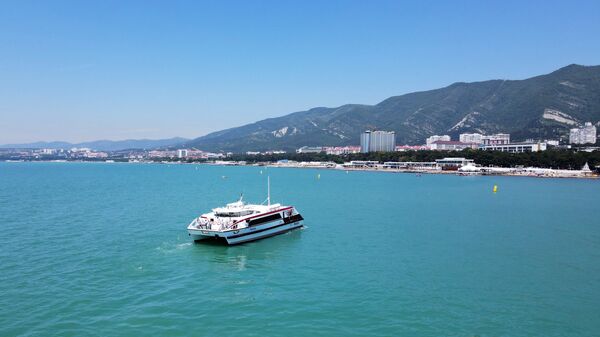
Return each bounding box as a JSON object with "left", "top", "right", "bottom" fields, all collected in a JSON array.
[{"left": 187, "top": 64, "right": 600, "bottom": 152}]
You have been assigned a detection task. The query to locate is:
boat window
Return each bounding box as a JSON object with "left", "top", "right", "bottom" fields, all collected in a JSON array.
[
  {"left": 216, "top": 210, "right": 253, "bottom": 217},
  {"left": 216, "top": 213, "right": 237, "bottom": 217},
  {"left": 248, "top": 213, "right": 282, "bottom": 226}
]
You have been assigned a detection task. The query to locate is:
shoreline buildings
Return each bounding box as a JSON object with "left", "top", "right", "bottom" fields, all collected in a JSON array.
[
  {"left": 480, "top": 142, "right": 547, "bottom": 153},
  {"left": 428, "top": 141, "right": 478, "bottom": 151},
  {"left": 570, "top": 122, "right": 597, "bottom": 144},
  {"left": 482, "top": 133, "right": 510, "bottom": 145},
  {"left": 360, "top": 130, "right": 396, "bottom": 153},
  {"left": 459, "top": 133, "right": 483, "bottom": 144},
  {"left": 177, "top": 149, "right": 188, "bottom": 158},
  {"left": 297, "top": 131, "right": 545, "bottom": 154},
  {"left": 324, "top": 146, "right": 361, "bottom": 155},
  {"left": 458, "top": 133, "right": 511, "bottom": 145}
]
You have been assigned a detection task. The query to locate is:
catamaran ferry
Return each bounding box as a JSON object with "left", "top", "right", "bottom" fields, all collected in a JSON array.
[{"left": 187, "top": 178, "right": 304, "bottom": 245}]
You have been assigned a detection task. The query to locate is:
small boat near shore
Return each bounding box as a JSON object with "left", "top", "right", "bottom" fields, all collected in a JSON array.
[{"left": 187, "top": 177, "right": 304, "bottom": 245}]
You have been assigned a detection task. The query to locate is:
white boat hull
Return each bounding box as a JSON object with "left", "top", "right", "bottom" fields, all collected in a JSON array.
[{"left": 188, "top": 218, "right": 303, "bottom": 245}]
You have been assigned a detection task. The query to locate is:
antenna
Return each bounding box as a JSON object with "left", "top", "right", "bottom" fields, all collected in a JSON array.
[{"left": 267, "top": 176, "right": 271, "bottom": 206}]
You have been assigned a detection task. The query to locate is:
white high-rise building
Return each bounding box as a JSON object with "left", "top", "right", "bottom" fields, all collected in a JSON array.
[
  {"left": 569, "top": 122, "right": 597, "bottom": 144},
  {"left": 425, "top": 135, "right": 450, "bottom": 145},
  {"left": 459, "top": 133, "right": 483, "bottom": 144},
  {"left": 177, "top": 149, "right": 188, "bottom": 158},
  {"left": 360, "top": 130, "right": 396, "bottom": 153}
]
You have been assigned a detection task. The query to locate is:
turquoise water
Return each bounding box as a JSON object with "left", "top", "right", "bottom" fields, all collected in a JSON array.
[{"left": 1, "top": 162, "right": 599, "bottom": 336}]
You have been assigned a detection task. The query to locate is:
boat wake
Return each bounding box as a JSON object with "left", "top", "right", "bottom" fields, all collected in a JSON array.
[{"left": 156, "top": 242, "right": 192, "bottom": 254}]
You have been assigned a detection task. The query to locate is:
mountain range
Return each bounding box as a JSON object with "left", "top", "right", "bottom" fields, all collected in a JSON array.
[
  {"left": 185, "top": 64, "right": 600, "bottom": 152},
  {"left": 4, "top": 64, "right": 599, "bottom": 153},
  {"left": 0, "top": 137, "right": 188, "bottom": 151}
]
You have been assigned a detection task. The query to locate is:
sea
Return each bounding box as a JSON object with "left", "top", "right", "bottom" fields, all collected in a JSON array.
[{"left": 1, "top": 162, "right": 599, "bottom": 337}]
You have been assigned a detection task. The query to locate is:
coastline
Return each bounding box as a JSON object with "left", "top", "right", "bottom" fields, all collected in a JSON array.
[
  {"left": 263, "top": 163, "right": 599, "bottom": 179},
  {"left": 4, "top": 159, "right": 597, "bottom": 179}
]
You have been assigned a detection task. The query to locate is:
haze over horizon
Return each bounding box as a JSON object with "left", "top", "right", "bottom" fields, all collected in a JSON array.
[{"left": 1, "top": 0, "right": 600, "bottom": 144}]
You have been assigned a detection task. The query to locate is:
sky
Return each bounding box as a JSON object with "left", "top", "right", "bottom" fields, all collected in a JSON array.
[{"left": 1, "top": 0, "right": 599, "bottom": 144}]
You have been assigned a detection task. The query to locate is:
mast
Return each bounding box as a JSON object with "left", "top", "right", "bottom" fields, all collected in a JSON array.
[{"left": 267, "top": 176, "right": 271, "bottom": 206}]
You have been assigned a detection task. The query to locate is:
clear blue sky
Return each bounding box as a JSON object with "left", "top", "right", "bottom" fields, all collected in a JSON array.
[{"left": 1, "top": 0, "right": 599, "bottom": 143}]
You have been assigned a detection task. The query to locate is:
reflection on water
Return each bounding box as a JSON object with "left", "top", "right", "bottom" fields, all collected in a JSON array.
[{"left": 192, "top": 228, "right": 304, "bottom": 270}]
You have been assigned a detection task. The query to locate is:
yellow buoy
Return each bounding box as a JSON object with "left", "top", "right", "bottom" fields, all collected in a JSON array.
[{"left": 493, "top": 185, "right": 498, "bottom": 193}]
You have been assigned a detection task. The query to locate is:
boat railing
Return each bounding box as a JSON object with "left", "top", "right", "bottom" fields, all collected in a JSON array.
[
  {"left": 195, "top": 217, "right": 245, "bottom": 231},
  {"left": 195, "top": 217, "right": 210, "bottom": 229}
]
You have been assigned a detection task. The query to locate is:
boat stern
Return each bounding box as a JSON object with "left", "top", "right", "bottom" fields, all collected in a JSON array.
[{"left": 187, "top": 218, "right": 215, "bottom": 241}]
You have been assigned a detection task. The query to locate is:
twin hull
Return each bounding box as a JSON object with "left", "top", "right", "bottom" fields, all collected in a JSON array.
[{"left": 188, "top": 214, "right": 303, "bottom": 245}]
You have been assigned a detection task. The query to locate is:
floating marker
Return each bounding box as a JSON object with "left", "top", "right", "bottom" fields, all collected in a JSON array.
[
  {"left": 493, "top": 185, "right": 498, "bottom": 193},
  {"left": 317, "top": 174, "right": 321, "bottom": 180}
]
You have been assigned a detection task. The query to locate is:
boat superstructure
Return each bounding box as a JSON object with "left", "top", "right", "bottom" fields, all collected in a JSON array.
[{"left": 187, "top": 178, "right": 304, "bottom": 245}]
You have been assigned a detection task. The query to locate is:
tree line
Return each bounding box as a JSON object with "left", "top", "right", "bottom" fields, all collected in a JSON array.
[{"left": 225, "top": 149, "right": 600, "bottom": 170}]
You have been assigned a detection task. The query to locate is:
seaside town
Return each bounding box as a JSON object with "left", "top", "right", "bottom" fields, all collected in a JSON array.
[{"left": 2, "top": 123, "right": 599, "bottom": 178}]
